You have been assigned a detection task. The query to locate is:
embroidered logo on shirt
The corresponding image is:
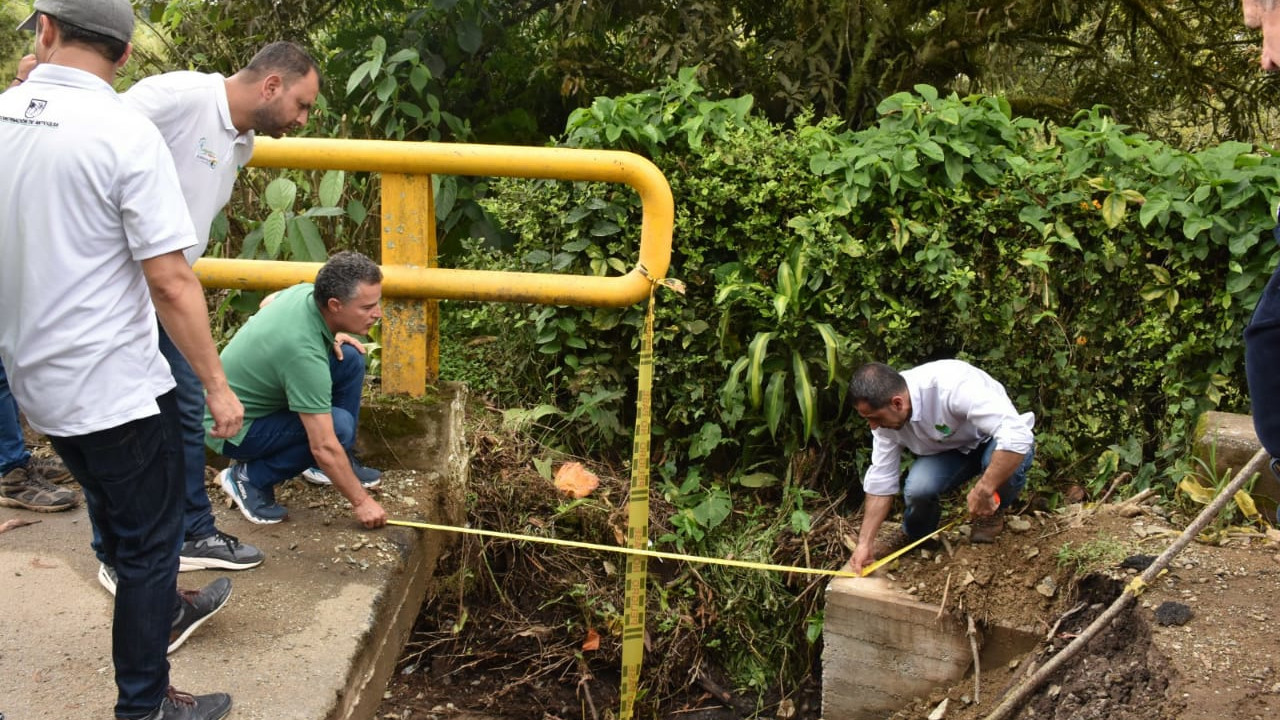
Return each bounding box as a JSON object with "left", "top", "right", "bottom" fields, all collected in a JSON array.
[
  {"left": 195, "top": 137, "right": 219, "bottom": 168},
  {"left": 934, "top": 423, "right": 953, "bottom": 437},
  {"left": 24, "top": 99, "right": 47, "bottom": 119}
]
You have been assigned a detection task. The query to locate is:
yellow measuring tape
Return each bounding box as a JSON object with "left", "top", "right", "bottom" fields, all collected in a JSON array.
[
  {"left": 387, "top": 517, "right": 865, "bottom": 577},
  {"left": 620, "top": 268, "right": 666, "bottom": 720},
  {"left": 858, "top": 520, "right": 958, "bottom": 577}
]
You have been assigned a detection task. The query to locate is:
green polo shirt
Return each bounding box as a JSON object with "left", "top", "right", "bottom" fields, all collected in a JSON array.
[{"left": 204, "top": 283, "right": 335, "bottom": 452}]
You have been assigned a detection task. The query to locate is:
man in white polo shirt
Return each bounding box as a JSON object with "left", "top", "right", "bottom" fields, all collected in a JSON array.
[
  {"left": 844, "top": 360, "right": 1036, "bottom": 575},
  {"left": 26, "top": 41, "right": 323, "bottom": 585},
  {"left": 0, "top": 1, "right": 243, "bottom": 718}
]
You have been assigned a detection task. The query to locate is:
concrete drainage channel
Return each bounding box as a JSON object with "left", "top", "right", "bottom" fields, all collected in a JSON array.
[{"left": 823, "top": 577, "right": 1039, "bottom": 718}]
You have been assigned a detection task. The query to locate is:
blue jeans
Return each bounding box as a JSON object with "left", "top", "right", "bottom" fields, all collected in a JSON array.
[
  {"left": 91, "top": 326, "right": 217, "bottom": 564},
  {"left": 1246, "top": 249, "right": 1280, "bottom": 459},
  {"left": 158, "top": 325, "right": 218, "bottom": 540},
  {"left": 220, "top": 348, "right": 365, "bottom": 489},
  {"left": 50, "top": 392, "right": 184, "bottom": 720},
  {"left": 901, "top": 439, "right": 1035, "bottom": 539},
  {"left": 0, "top": 358, "right": 31, "bottom": 475}
]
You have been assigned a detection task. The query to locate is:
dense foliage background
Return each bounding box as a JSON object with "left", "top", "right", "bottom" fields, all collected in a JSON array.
[{"left": 4, "top": 0, "right": 1280, "bottom": 708}]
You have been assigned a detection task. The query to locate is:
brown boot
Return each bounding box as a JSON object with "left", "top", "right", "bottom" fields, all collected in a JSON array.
[
  {"left": 872, "top": 526, "right": 912, "bottom": 558},
  {"left": 28, "top": 454, "right": 72, "bottom": 484},
  {"left": 970, "top": 508, "right": 1005, "bottom": 544},
  {"left": 0, "top": 466, "right": 77, "bottom": 512}
]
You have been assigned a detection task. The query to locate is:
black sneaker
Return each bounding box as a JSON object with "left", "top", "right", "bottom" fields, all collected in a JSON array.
[
  {"left": 301, "top": 452, "right": 382, "bottom": 489},
  {"left": 129, "top": 685, "right": 231, "bottom": 720},
  {"left": 169, "top": 577, "right": 232, "bottom": 654},
  {"left": 219, "top": 464, "right": 286, "bottom": 525},
  {"left": 180, "top": 530, "right": 265, "bottom": 572}
]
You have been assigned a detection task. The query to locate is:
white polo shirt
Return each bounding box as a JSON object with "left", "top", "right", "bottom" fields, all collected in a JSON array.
[
  {"left": 123, "top": 71, "right": 254, "bottom": 264},
  {"left": 861, "top": 360, "right": 1036, "bottom": 496},
  {"left": 0, "top": 64, "right": 196, "bottom": 436}
]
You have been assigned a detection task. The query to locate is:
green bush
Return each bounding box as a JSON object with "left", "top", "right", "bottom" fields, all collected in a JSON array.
[
  {"left": 459, "top": 75, "right": 1280, "bottom": 690},
  {"left": 476, "top": 76, "right": 1278, "bottom": 495}
]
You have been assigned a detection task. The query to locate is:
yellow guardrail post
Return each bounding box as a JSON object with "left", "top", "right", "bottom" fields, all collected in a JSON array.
[
  {"left": 193, "top": 137, "right": 674, "bottom": 396},
  {"left": 379, "top": 173, "right": 437, "bottom": 394}
]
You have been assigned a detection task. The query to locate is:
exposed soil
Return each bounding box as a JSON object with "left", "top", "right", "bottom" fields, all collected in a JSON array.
[{"left": 372, "top": 430, "right": 1280, "bottom": 720}]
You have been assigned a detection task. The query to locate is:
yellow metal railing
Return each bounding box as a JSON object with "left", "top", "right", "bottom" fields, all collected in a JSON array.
[{"left": 193, "top": 137, "right": 674, "bottom": 396}]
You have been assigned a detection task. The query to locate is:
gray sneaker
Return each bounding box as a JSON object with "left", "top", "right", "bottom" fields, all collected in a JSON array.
[
  {"left": 180, "top": 530, "right": 265, "bottom": 572},
  {"left": 169, "top": 577, "right": 232, "bottom": 654},
  {"left": 135, "top": 685, "right": 231, "bottom": 720},
  {"left": 0, "top": 466, "right": 76, "bottom": 512}
]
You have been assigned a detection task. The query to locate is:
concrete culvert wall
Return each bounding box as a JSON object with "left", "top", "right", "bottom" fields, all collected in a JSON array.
[{"left": 822, "top": 576, "right": 1040, "bottom": 718}]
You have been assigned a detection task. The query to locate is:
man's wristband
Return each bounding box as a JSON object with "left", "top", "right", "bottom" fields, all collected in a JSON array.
[{"left": 12, "top": 77, "right": 23, "bottom": 84}]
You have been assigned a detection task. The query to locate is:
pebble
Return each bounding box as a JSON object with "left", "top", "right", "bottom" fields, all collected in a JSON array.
[{"left": 1036, "top": 576, "right": 1058, "bottom": 597}]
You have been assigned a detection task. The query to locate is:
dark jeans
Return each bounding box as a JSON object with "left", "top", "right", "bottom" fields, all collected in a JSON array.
[
  {"left": 221, "top": 347, "right": 365, "bottom": 489},
  {"left": 1246, "top": 260, "right": 1280, "bottom": 459},
  {"left": 91, "top": 326, "right": 216, "bottom": 565},
  {"left": 901, "top": 439, "right": 1035, "bottom": 539},
  {"left": 50, "top": 392, "right": 184, "bottom": 720},
  {"left": 0, "top": 358, "right": 31, "bottom": 475}
]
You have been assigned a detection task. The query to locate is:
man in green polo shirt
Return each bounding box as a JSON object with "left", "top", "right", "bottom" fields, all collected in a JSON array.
[{"left": 207, "top": 251, "right": 387, "bottom": 529}]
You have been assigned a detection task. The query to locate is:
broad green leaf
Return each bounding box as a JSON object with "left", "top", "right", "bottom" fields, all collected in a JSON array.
[
  {"left": 456, "top": 18, "right": 483, "bottom": 54},
  {"left": 318, "top": 170, "right": 344, "bottom": 208},
  {"left": 346, "top": 199, "right": 368, "bottom": 226},
  {"left": 792, "top": 351, "right": 817, "bottom": 443},
  {"left": 387, "top": 48, "right": 418, "bottom": 64},
  {"left": 263, "top": 210, "right": 286, "bottom": 258},
  {"left": 409, "top": 65, "right": 431, "bottom": 93},
  {"left": 265, "top": 177, "right": 297, "bottom": 212},
  {"left": 376, "top": 75, "right": 397, "bottom": 102},
  {"left": 345, "top": 58, "right": 378, "bottom": 95},
  {"left": 747, "top": 332, "right": 773, "bottom": 408},
  {"left": 435, "top": 176, "right": 458, "bottom": 222},
  {"left": 501, "top": 404, "right": 560, "bottom": 432},
  {"left": 721, "top": 356, "right": 749, "bottom": 406},
  {"left": 301, "top": 207, "right": 344, "bottom": 218},
  {"left": 773, "top": 294, "right": 789, "bottom": 320},
  {"left": 689, "top": 422, "right": 723, "bottom": 459},
  {"left": 814, "top": 323, "right": 840, "bottom": 385},
  {"left": 1101, "top": 192, "right": 1126, "bottom": 229},
  {"left": 790, "top": 509, "right": 812, "bottom": 534},
  {"left": 764, "top": 370, "right": 787, "bottom": 438},
  {"left": 293, "top": 216, "right": 327, "bottom": 261},
  {"left": 738, "top": 472, "right": 779, "bottom": 488},
  {"left": 777, "top": 260, "right": 795, "bottom": 300},
  {"left": 691, "top": 490, "right": 732, "bottom": 530}
]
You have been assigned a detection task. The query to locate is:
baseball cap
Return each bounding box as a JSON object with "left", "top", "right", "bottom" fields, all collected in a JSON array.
[{"left": 16, "top": 0, "right": 135, "bottom": 45}]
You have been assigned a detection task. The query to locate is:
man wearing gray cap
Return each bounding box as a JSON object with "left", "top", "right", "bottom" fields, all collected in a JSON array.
[{"left": 0, "top": 1, "right": 240, "bottom": 719}]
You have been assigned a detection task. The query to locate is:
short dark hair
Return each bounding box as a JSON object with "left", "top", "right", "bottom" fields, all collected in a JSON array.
[
  {"left": 848, "top": 362, "right": 907, "bottom": 410},
  {"left": 314, "top": 251, "right": 381, "bottom": 310},
  {"left": 42, "top": 12, "right": 127, "bottom": 63},
  {"left": 243, "top": 41, "right": 322, "bottom": 87}
]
